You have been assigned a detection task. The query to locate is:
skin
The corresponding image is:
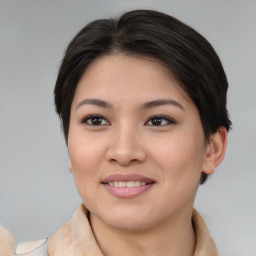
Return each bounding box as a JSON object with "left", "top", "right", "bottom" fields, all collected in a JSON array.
[
  {"left": 0, "top": 226, "right": 14, "bottom": 256},
  {"left": 68, "top": 54, "right": 227, "bottom": 256}
]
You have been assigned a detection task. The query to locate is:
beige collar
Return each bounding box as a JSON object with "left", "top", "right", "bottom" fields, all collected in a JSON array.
[
  {"left": 48, "top": 204, "right": 103, "bottom": 256},
  {"left": 192, "top": 209, "right": 218, "bottom": 256},
  {"left": 48, "top": 204, "right": 218, "bottom": 256},
  {"left": 0, "top": 225, "right": 14, "bottom": 256}
]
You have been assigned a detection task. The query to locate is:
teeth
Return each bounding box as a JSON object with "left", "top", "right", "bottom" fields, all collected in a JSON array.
[{"left": 108, "top": 181, "right": 146, "bottom": 187}]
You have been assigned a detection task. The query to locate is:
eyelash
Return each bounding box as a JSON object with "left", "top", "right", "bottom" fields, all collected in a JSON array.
[
  {"left": 145, "top": 115, "right": 175, "bottom": 126},
  {"left": 81, "top": 114, "right": 110, "bottom": 126},
  {"left": 80, "top": 114, "right": 175, "bottom": 126}
]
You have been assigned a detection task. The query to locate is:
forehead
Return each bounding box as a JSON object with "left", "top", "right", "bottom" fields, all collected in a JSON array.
[{"left": 72, "top": 54, "right": 193, "bottom": 108}]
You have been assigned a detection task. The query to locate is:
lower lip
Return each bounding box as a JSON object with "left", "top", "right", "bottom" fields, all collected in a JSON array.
[{"left": 103, "top": 184, "right": 154, "bottom": 198}]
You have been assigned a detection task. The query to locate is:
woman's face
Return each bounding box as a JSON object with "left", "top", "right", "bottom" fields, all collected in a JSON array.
[{"left": 68, "top": 54, "right": 211, "bottom": 230}]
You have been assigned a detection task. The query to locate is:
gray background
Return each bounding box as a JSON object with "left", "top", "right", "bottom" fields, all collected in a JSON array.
[{"left": 0, "top": 0, "right": 255, "bottom": 255}]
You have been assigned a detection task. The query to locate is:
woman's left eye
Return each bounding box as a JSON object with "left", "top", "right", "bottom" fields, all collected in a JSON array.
[
  {"left": 145, "top": 116, "right": 175, "bottom": 126},
  {"left": 81, "top": 114, "right": 110, "bottom": 126}
]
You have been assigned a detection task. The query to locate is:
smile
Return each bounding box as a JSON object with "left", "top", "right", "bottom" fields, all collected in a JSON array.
[
  {"left": 107, "top": 181, "right": 147, "bottom": 187},
  {"left": 102, "top": 173, "right": 155, "bottom": 198}
]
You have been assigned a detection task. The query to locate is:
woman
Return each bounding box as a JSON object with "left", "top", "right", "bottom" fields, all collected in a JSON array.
[
  {"left": 15, "top": 9, "right": 231, "bottom": 256},
  {"left": 0, "top": 225, "right": 14, "bottom": 256}
]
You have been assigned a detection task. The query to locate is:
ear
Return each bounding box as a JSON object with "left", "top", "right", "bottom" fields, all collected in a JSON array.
[
  {"left": 68, "top": 161, "right": 73, "bottom": 173},
  {"left": 202, "top": 127, "right": 228, "bottom": 175}
]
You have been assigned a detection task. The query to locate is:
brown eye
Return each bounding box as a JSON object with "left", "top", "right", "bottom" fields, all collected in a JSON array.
[
  {"left": 81, "top": 114, "right": 110, "bottom": 126},
  {"left": 146, "top": 115, "right": 175, "bottom": 126},
  {"left": 151, "top": 117, "right": 162, "bottom": 126},
  {"left": 91, "top": 117, "right": 103, "bottom": 125}
]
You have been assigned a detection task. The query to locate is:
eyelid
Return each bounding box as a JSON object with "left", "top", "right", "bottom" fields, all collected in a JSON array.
[
  {"left": 80, "top": 114, "right": 110, "bottom": 125},
  {"left": 145, "top": 115, "right": 176, "bottom": 126}
]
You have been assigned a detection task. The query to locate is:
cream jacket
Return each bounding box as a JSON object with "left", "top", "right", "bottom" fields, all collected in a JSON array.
[
  {"left": 0, "top": 225, "right": 14, "bottom": 256},
  {"left": 15, "top": 204, "right": 218, "bottom": 256}
]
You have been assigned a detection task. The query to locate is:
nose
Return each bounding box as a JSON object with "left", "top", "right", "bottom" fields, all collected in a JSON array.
[{"left": 106, "top": 126, "right": 147, "bottom": 166}]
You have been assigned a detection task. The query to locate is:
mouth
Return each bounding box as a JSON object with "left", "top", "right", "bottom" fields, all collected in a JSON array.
[
  {"left": 101, "top": 173, "right": 155, "bottom": 198},
  {"left": 106, "top": 181, "right": 148, "bottom": 187}
]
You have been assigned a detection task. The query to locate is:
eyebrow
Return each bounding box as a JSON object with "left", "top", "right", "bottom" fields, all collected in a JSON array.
[
  {"left": 76, "top": 99, "right": 113, "bottom": 110},
  {"left": 141, "top": 99, "right": 185, "bottom": 111},
  {"left": 75, "top": 98, "right": 184, "bottom": 111}
]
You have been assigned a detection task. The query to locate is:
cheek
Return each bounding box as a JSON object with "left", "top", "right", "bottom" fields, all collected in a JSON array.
[
  {"left": 148, "top": 131, "right": 206, "bottom": 179},
  {"left": 68, "top": 130, "right": 105, "bottom": 183},
  {"left": 68, "top": 140, "right": 101, "bottom": 205}
]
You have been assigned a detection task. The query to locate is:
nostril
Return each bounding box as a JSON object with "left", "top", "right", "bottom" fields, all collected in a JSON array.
[
  {"left": 105, "top": 139, "right": 147, "bottom": 166},
  {"left": 108, "top": 154, "right": 140, "bottom": 166}
]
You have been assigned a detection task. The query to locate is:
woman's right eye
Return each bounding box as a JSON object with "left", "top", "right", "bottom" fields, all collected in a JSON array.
[{"left": 81, "top": 114, "right": 110, "bottom": 126}]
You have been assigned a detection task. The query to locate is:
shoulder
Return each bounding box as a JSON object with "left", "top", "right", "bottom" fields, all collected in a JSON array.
[
  {"left": 0, "top": 225, "right": 14, "bottom": 256},
  {"left": 14, "top": 238, "right": 48, "bottom": 256}
]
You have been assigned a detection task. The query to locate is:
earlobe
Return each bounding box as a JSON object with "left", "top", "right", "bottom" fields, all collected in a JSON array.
[
  {"left": 68, "top": 161, "right": 73, "bottom": 172},
  {"left": 202, "top": 127, "right": 228, "bottom": 175}
]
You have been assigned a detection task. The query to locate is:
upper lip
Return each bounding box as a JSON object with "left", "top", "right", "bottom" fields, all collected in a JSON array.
[{"left": 101, "top": 173, "right": 155, "bottom": 184}]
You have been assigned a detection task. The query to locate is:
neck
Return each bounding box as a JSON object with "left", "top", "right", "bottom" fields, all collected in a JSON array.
[{"left": 90, "top": 207, "right": 196, "bottom": 256}]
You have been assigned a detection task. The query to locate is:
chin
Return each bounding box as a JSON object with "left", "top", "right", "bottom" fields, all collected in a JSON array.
[
  {"left": 108, "top": 218, "right": 150, "bottom": 231},
  {"left": 97, "top": 207, "right": 152, "bottom": 231}
]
